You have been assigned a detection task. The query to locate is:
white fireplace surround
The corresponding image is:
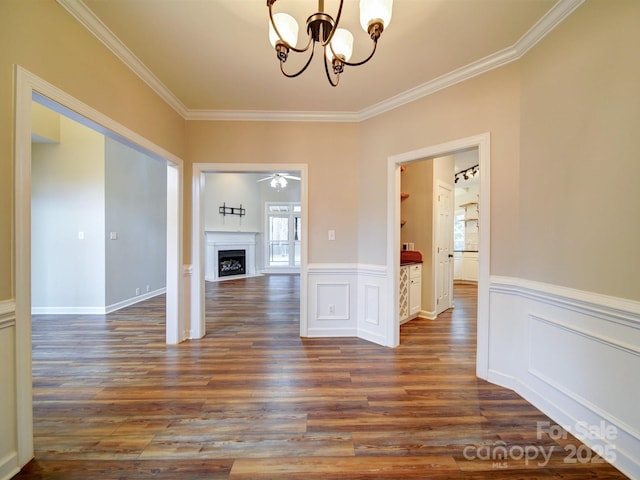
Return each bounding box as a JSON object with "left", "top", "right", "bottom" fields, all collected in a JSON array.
[{"left": 205, "top": 231, "right": 258, "bottom": 281}]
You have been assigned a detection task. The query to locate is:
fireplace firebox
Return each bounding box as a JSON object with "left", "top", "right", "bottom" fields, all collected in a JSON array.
[{"left": 218, "top": 249, "right": 246, "bottom": 278}]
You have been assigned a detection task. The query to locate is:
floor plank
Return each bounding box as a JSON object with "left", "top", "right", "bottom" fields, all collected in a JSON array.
[{"left": 13, "top": 277, "right": 628, "bottom": 479}]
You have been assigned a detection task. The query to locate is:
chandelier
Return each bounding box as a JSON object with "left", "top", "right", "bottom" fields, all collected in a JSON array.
[{"left": 267, "top": 0, "right": 393, "bottom": 87}]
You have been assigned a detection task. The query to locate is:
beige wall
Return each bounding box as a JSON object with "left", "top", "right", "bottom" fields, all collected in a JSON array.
[
  {"left": 0, "top": 0, "right": 186, "bottom": 301},
  {"left": 518, "top": 0, "right": 640, "bottom": 300},
  {"left": 185, "top": 121, "right": 361, "bottom": 264},
  {"left": 358, "top": 62, "right": 522, "bottom": 275}
]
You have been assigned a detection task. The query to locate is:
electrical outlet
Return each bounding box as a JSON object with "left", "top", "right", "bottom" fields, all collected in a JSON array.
[
  {"left": 146, "top": 285, "right": 150, "bottom": 292},
  {"left": 328, "top": 229, "right": 336, "bottom": 241},
  {"left": 328, "top": 304, "right": 335, "bottom": 314},
  {"left": 135, "top": 288, "right": 141, "bottom": 296},
  {"left": 78, "top": 231, "right": 84, "bottom": 240}
]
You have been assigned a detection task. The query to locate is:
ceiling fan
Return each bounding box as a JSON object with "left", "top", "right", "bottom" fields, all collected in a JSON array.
[{"left": 257, "top": 173, "right": 300, "bottom": 190}]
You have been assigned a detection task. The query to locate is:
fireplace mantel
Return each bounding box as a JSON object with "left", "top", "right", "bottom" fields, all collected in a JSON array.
[{"left": 205, "top": 231, "right": 259, "bottom": 281}]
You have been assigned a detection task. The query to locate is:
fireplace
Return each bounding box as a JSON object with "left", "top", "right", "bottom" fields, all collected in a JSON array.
[
  {"left": 205, "top": 231, "right": 257, "bottom": 281},
  {"left": 218, "top": 249, "right": 246, "bottom": 278}
]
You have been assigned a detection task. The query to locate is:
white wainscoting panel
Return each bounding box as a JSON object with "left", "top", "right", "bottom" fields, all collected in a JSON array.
[
  {"left": 0, "top": 300, "right": 19, "bottom": 480},
  {"left": 488, "top": 276, "right": 640, "bottom": 479},
  {"left": 357, "top": 265, "right": 388, "bottom": 346},
  {"left": 306, "top": 264, "right": 358, "bottom": 337},
  {"left": 306, "top": 264, "right": 390, "bottom": 346},
  {"left": 316, "top": 282, "right": 350, "bottom": 321}
]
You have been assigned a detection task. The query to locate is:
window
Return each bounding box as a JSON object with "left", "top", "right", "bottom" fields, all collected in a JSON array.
[
  {"left": 453, "top": 211, "right": 465, "bottom": 251},
  {"left": 266, "top": 203, "right": 301, "bottom": 267}
]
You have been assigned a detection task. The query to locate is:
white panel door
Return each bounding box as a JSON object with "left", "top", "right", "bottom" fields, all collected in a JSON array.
[{"left": 436, "top": 182, "right": 454, "bottom": 315}]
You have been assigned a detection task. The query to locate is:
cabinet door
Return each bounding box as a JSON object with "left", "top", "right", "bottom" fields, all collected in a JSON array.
[
  {"left": 409, "top": 278, "right": 421, "bottom": 315},
  {"left": 399, "top": 266, "right": 409, "bottom": 320}
]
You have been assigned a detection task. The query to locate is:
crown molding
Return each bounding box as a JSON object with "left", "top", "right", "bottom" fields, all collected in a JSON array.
[
  {"left": 57, "top": 0, "right": 584, "bottom": 123},
  {"left": 56, "top": 0, "right": 189, "bottom": 118},
  {"left": 358, "top": 0, "right": 585, "bottom": 121},
  {"left": 185, "top": 109, "right": 360, "bottom": 123}
]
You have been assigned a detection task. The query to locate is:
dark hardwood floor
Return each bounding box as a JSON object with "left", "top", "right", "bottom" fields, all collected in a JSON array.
[{"left": 14, "top": 276, "right": 627, "bottom": 479}]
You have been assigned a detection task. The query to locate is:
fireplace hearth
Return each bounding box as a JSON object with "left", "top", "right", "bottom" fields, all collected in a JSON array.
[{"left": 218, "top": 249, "right": 246, "bottom": 278}]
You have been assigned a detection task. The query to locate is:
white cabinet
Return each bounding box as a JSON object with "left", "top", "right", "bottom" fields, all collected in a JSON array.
[
  {"left": 453, "top": 251, "right": 478, "bottom": 282},
  {"left": 400, "top": 263, "right": 422, "bottom": 323}
]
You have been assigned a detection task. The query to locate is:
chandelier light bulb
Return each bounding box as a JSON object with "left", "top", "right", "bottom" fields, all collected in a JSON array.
[
  {"left": 360, "top": 0, "right": 393, "bottom": 34},
  {"left": 327, "top": 28, "right": 354, "bottom": 61},
  {"left": 269, "top": 12, "right": 299, "bottom": 48}
]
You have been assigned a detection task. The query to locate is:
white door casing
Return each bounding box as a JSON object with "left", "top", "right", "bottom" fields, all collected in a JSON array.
[
  {"left": 14, "top": 66, "right": 184, "bottom": 468},
  {"left": 191, "top": 163, "right": 308, "bottom": 340},
  {"left": 387, "top": 133, "right": 490, "bottom": 380}
]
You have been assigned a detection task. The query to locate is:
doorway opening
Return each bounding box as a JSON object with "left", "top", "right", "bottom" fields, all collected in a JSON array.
[
  {"left": 191, "top": 164, "right": 308, "bottom": 339},
  {"left": 387, "top": 133, "right": 490, "bottom": 379},
  {"left": 14, "top": 66, "right": 184, "bottom": 465}
]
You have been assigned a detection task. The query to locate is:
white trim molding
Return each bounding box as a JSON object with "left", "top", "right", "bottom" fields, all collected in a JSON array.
[
  {"left": 55, "top": 0, "right": 188, "bottom": 117},
  {"left": 0, "top": 300, "right": 19, "bottom": 480},
  {"left": 56, "top": 0, "right": 584, "bottom": 123},
  {"left": 488, "top": 276, "right": 640, "bottom": 479},
  {"left": 191, "top": 162, "right": 309, "bottom": 341},
  {"left": 0, "top": 451, "right": 19, "bottom": 480},
  {"left": 30, "top": 288, "right": 167, "bottom": 316},
  {"left": 306, "top": 263, "right": 392, "bottom": 345},
  {"left": 13, "top": 65, "right": 186, "bottom": 473},
  {"left": 387, "top": 133, "right": 491, "bottom": 371}
]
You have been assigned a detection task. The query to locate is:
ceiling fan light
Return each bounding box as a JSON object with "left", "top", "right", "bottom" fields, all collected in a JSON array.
[
  {"left": 326, "top": 28, "right": 353, "bottom": 61},
  {"left": 359, "top": 0, "right": 393, "bottom": 33},
  {"left": 269, "top": 12, "right": 299, "bottom": 48}
]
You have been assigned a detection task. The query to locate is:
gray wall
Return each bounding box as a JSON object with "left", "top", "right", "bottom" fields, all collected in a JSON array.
[
  {"left": 31, "top": 108, "right": 167, "bottom": 312},
  {"left": 105, "top": 138, "right": 167, "bottom": 306}
]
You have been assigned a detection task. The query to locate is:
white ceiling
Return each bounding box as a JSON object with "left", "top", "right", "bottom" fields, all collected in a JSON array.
[{"left": 61, "top": 0, "right": 580, "bottom": 120}]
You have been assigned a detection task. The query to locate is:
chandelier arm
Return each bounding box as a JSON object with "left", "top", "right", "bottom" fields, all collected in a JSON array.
[
  {"left": 321, "top": 0, "right": 344, "bottom": 47},
  {"left": 323, "top": 49, "right": 340, "bottom": 87},
  {"left": 281, "top": 42, "right": 317, "bottom": 78},
  {"left": 341, "top": 39, "right": 378, "bottom": 67},
  {"left": 268, "top": 2, "right": 313, "bottom": 53}
]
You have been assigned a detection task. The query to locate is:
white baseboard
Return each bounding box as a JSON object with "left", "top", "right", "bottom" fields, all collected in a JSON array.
[
  {"left": 105, "top": 288, "right": 166, "bottom": 313},
  {"left": 0, "top": 451, "right": 19, "bottom": 480},
  {"left": 31, "top": 305, "right": 105, "bottom": 315},
  {"left": 489, "top": 276, "right": 640, "bottom": 479},
  {"left": 31, "top": 287, "right": 166, "bottom": 315},
  {"left": 305, "top": 327, "right": 357, "bottom": 338}
]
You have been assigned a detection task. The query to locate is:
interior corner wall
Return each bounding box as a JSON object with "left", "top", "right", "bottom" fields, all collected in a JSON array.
[
  {"left": 105, "top": 138, "right": 167, "bottom": 307},
  {"left": 31, "top": 116, "right": 106, "bottom": 310}
]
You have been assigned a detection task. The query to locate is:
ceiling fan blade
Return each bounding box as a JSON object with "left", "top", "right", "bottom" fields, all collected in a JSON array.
[{"left": 256, "top": 173, "right": 300, "bottom": 182}]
